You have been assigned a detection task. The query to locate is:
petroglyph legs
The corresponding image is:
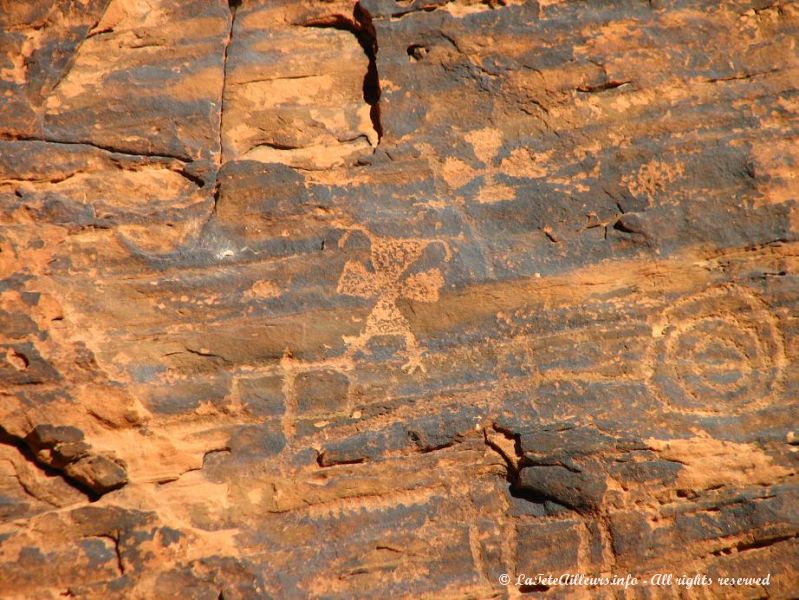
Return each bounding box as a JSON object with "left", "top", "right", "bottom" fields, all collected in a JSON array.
[{"left": 337, "top": 227, "right": 448, "bottom": 374}]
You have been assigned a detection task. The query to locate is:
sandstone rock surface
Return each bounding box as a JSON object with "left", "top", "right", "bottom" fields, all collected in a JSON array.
[{"left": 1, "top": 0, "right": 798, "bottom": 598}]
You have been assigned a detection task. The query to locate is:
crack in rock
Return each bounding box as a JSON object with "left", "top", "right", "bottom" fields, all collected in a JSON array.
[
  {"left": 1, "top": 424, "right": 128, "bottom": 499},
  {"left": 302, "top": 2, "right": 383, "bottom": 143}
]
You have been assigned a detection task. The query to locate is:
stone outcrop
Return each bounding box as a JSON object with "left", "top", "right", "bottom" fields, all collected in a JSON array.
[{"left": 1, "top": 0, "right": 798, "bottom": 598}]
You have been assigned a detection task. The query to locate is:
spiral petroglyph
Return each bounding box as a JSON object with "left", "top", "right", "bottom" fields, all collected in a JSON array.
[{"left": 648, "top": 286, "right": 785, "bottom": 414}]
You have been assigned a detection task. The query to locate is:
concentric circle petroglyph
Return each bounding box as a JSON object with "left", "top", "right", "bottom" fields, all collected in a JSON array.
[{"left": 647, "top": 286, "right": 785, "bottom": 414}]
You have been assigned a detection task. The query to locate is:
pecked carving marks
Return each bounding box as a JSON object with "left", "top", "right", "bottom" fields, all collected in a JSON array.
[
  {"left": 646, "top": 286, "right": 786, "bottom": 414},
  {"left": 336, "top": 227, "right": 449, "bottom": 374}
]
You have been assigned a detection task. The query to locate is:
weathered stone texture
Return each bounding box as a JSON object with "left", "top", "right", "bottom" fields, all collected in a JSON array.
[{"left": 1, "top": 0, "right": 798, "bottom": 598}]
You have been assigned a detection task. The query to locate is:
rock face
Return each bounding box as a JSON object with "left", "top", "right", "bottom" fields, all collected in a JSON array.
[{"left": 1, "top": 0, "right": 798, "bottom": 597}]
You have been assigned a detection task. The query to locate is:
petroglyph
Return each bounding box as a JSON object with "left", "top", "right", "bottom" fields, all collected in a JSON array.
[
  {"left": 337, "top": 227, "right": 448, "bottom": 374},
  {"left": 647, "top": 286, "right": 786, "bottom": 414},
  {"left": 622, "top": 158, "right": 685, "bottom": 203}
]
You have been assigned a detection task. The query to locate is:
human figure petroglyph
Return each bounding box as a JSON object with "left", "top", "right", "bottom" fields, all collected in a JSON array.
[{"left": 336, "top": 226, "right": 450, "bottom": 374}]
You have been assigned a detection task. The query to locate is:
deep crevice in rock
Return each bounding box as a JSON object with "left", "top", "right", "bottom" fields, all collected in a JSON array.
[
  {"left": 302, "top": 2, "right": 383, "bottom": 143},
  {"left": 519, "top": 583, "right": 551, "bottom": 593},
  {"left": 0, "top": 425, "right": 95, "bottom": 502},
  {"left": 1, "top": 424, "right": 128, "bottom": 500},
  {"left": 92, "top": 533, "right": 125, "bottom": 576},
  {"left": 218, "top": 0, "right": 239, "bottom": 166},
  {"left": 714, "top": 533, "right": 799, "bottom": 556}
]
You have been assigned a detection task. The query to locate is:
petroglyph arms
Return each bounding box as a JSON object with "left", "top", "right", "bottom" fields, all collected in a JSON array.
[{"left": 336, "top": 227, "right": 449, "bottom": 374}]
